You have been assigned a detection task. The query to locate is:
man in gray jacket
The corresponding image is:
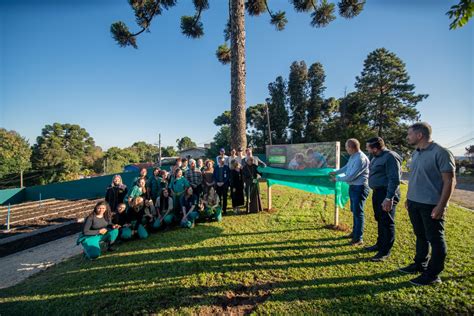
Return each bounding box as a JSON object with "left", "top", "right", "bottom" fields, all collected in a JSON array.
[
  {"left": 401, "top": 122, "right": 456, "bottom": 286},
  {"left": 365, "top": 137, "right": 402, "bottom": 261},
  {"left": 330, "top": 139, "right": 370, "bottom": 246}
]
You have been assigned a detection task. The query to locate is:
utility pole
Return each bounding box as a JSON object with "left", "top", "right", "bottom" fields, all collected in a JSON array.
[
  {"left": 158, "top": 133, "right": 162, "bottom": 167},
  {"left": 265, "top": 103, "right": 272, "bottom": 146},
  {"left": 20, "top": 169, "right": 23, "bottom": 188}
]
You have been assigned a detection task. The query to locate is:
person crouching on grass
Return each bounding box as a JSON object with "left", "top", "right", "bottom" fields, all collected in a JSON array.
[
  {"left": 180, "top": 186, "right": 200, "bottom": 228},
  {"left": 112, "top": 202, "right": 133, "bottom": 240},
  {"left": 77, "top": 201, "right": 119, "bottom": 260},
  {"left": 201, "top": 186, "right": 223, "bottom": 222},
  {"left": 154, "top": 188, "right": 175, "bottom": 229},
  {"left": 127, "top": 196, "right": 154, "bottom": 239}
]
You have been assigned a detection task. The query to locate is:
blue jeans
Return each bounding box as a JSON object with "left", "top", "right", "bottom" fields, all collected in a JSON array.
[{"left": 349, "top": 184, "right": 369, "bottom": 242}]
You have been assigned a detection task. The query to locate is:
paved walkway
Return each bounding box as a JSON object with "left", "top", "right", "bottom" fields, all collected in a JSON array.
[{"left": 0, "top": 234, "right": 82, "bottom": 289}]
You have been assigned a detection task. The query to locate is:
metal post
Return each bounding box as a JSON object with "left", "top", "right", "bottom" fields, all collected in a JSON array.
[
  {"left": 158, "top": 133, "right": 162, "bottom": 167},
  {"left": 20, "top": 169, "right": 24, "bottom": 188},
  {"left": 267, "top": 181, "right": 272, "bottom": 211},
  {"left": 265, "top": 103, "right": 272, "bottom": 146},
  {"left": 334, "top": 141, "right": 341, "bottom": 227},
  {"left": 6, "top": 203, "right": 11, "bottom": 231}
]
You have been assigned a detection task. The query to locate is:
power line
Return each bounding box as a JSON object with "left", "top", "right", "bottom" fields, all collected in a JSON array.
[
  {"left": 447, "top": 138, "right": 474, "bottom": 149},
  {"left": 445, "top": 131, "right": 474, "bottom": 147}
]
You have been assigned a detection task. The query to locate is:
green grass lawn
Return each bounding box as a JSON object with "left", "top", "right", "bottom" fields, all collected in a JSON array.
[{"left": 0, "top": 183, "right": 473, "bottom": 315}]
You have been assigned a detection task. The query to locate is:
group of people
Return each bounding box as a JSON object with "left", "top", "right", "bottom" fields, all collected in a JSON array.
[
  {"left": 330, "top": 122, "right": 455, "bottom": 286},
  {"left": 77, "top": 147, "right": 266, "bottom": 259},
  {"left": 77, "top": 122, "right": 455, "bottom": 287}
]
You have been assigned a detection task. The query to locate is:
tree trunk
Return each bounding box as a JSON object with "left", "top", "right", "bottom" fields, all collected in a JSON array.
[{"left": 230, "top": 0, "right": 247, "bottom": 150}]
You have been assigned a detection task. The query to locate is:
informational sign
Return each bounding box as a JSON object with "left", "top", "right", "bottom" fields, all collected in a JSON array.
[{"left": 266, "top": 142, "right": 339, "bottom": 170}]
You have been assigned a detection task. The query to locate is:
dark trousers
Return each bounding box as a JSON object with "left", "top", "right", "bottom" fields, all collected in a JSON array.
[
  {"left": 349, "top": 184, "right": 369, "bottom": 242},
  {"left": 216, "top": 185, "right": 228, "bottom": 213},
  {"left": 192, "top": 184, "right": 203, "bottom": 201},
  {"left": 372, "top": 187, "right": 399, "bottom": 255},
  {"left": 407, "top": 200, "right": 447, "bottom": 277}
]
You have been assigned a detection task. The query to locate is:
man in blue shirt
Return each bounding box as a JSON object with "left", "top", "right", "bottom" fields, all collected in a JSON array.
[{"left": 330, "top": 139, "right": 370, "bottom": 246}]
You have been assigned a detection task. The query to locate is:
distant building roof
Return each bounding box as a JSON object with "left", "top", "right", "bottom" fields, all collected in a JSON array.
[{"left": 178, "top": 147, "right": 207, "bottom": 153}]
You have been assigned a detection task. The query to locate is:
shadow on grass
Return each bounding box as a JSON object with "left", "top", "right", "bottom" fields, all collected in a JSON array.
[
  {"left": 0, "top": 271, "right": 413, "bottom": 315},
  {"left": 0, "top": 226, "right": 418, "bottom": 315}
]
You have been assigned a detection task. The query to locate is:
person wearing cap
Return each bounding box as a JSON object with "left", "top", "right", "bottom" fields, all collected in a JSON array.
[
  {"left": 185, "top": 159, "right": 203, "bottom": 201},
  {"left": 213, "top": 156, "right": 230, "bottom": 214},
  {"left": 216, "top": 148, "right": 230, "bottom": 166},
  {"left": 365, "top": 137, "right": 402, "bottom": 262},
  {"left": 401, "top": 122, "right": 456, "bottom": 286}
]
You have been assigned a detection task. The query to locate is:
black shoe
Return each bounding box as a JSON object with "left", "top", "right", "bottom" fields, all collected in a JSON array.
[
  {"left": 399, "top": 263, "right": 426, "bottom": 274},
  {"left": 106, "top": 242, "right": 117, "bottom": 252},
  {"left": 350, "top": 240, "right": 364, "bottom": 246},
  {"left": 409, "top": 274, "right": 441, "bottom": 286},
  {"left": 365, "top": 244, "right": 379, "bottom": 252},
  {"left": 370, "top": 253, "right": 390, "bottom": 262}
]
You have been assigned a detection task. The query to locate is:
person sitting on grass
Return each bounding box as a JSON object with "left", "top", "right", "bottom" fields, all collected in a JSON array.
[
  {"left": 201, "top": 186, "right": 222, "bottom": 222},
  {"left": 127, "top": 196, "right": 153, "bottom": 239},
  {"left": 112, "top": 202, "right": 133, "bottom": 240},
  {"left": 180, "top": 186, "right": 200, "bottom": 228},
  {"left": 77, "top": 201, "right": 119, "bottom": 260},
  {"left": 154, "top": 188, "right": 175, "bottom": 229}
]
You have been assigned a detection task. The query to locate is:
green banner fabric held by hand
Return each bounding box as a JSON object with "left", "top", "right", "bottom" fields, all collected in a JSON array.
[{"left": 257, "top": 167, "right": 350, "bottom": 208}]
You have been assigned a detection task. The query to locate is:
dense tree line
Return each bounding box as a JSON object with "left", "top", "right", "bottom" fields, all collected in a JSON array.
[
  {"left": 0, "top": 124, "right": 186, "bottom": 187},
  {"left": 211, "top": 47, "right": 427, "bottom": 156}
]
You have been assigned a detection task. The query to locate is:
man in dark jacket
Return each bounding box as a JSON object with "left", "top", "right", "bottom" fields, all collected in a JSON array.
[
  {"left": 213, "top": 156, "right": 230, "bottom": 214},
  {"left": 365, "top": 137, "right": 402, "bottom": 261}
]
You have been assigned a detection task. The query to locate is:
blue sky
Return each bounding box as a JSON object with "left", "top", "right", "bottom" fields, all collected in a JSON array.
[{"left": 0, "top": 0, "right": 472, "bottom": 155}]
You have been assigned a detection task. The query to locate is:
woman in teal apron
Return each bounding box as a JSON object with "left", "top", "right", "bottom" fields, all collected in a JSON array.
[
  {"left": 154, "top": 188, "right": 175, "bottom": 228},
  {"left": 77, "top": 201, "right": 119, "bottom": 259},
  {"left": 180, "top": 186, "right": 200, "bottom": 228},
  {"left": 169, "top": 168, "right": 190, "bottom": 215},
  {"left": 201, "top": 186, "right": 222, "bottom": 222}
]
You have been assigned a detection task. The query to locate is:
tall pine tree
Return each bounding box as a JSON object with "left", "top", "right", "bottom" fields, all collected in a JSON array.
[
  {"left": 288, "top": 61, "right": 308, "bottom": 143},
  {"left": 306, "top": 62, "right": 326, "bottom": 142},
  {"left": 355, "top": 48, "right": 427, "bottom": 145},
  {"left": 111, "top": 0, "right": 365, "bottom": 150},
  {"left": 266, "top": 76, "right": 289, "bottom": 144}
]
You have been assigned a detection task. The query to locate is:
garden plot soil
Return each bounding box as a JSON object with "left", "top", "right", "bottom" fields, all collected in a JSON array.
[{"left": 0, "top": 199, "right": 101, "bottom": 257}]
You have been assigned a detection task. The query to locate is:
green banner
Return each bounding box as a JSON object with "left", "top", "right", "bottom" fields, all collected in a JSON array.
[{"left": 258, "top": 166, "right": 349, "bottom": 208}]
